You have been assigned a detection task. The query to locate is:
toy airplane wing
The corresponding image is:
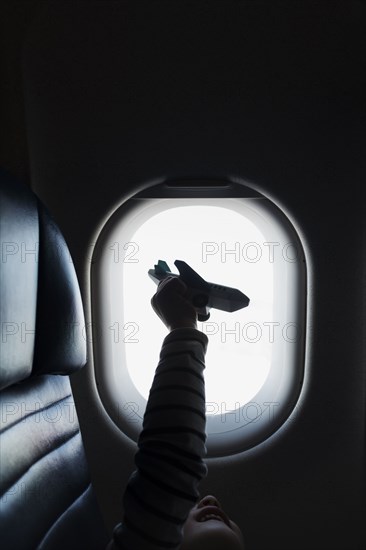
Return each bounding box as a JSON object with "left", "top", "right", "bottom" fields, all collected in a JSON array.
[{"left": 148, "top": 259, "right": 249, "bottom": 321}]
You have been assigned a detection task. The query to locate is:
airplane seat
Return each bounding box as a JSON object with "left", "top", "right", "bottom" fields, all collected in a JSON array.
[{"left": 0, "top": 170, "right": 109, "bottom": 549}]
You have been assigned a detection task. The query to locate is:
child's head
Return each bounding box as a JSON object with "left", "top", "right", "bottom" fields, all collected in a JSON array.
[{"left": 180, "top": 495, "right": 245, "bottom": 550}]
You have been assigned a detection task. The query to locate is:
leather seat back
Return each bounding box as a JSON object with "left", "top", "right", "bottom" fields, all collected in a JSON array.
[{"left": 0, "top": 171, "right": 109, "bottom": 549}]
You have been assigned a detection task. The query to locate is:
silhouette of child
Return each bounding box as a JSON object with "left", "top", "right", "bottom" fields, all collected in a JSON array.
[{"left": 108, "top": 276, "right": 245, "bottom": 549}]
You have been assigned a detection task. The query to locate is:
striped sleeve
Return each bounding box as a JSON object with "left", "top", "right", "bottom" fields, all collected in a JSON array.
[{"left": 112, "top": 327, "right": 209, "bottom": 550}]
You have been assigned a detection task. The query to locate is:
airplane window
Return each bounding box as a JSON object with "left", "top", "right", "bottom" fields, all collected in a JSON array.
[{"left": 91, "top": 182, "right": 306, "bottom": 457}]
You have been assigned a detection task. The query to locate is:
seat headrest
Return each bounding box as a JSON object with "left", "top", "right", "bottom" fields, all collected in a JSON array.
[{"left": 0, "top": 170, "right": 86, "bottom": 390}]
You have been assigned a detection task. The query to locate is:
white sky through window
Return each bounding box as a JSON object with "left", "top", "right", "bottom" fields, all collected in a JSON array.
[{"left": 122, "top": 204, "right": 273, "bottom": 415}]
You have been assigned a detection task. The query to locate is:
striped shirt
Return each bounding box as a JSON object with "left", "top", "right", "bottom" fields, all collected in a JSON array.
[{"left": 112, "top": 327, "right": 209, "bottom": 549}]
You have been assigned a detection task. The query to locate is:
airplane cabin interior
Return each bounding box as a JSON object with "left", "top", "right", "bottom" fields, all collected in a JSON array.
[{"left": 0, "top": 2, "right": 365, "bottom": 549}]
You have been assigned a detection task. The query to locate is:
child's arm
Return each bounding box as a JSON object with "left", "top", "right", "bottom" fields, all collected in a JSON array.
[{"left": 109, "top": 277, "right": 208, "bottom": 549}]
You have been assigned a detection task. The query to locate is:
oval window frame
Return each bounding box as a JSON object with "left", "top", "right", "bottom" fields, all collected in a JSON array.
[{"left": 91, "top": 180, "right": 307, "bottom": 457}]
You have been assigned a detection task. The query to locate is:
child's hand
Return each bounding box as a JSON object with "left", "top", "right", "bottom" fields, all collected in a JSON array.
[{"left": 151, "top": 276, "right": 198, "bottom": 331}]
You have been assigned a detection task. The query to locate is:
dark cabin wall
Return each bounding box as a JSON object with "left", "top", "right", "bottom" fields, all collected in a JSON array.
[
  {"left": 22, "top": 1, "right": 366, "bottom": 256},
  {"left": 0, "top": 1, "right": 43, "bottom": 184},
  {"left": 3, "top": 1, "right": 365, "bottom": 549}
]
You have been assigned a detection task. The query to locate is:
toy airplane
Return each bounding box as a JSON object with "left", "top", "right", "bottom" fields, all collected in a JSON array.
[{"left": 148, "top": 259, "right": 250, "bottom": 321}]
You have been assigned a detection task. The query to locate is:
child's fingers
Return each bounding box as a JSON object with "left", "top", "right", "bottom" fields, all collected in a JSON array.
[{"left": 157, "top": 276, "right": 188, "bottom": 296}]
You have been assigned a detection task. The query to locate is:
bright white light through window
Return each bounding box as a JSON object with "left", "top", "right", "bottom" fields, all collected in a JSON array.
[
  {"left": 92, "top": 191, "right": 306, "bottom": 457},
  {"left": 123, "top": 205, "right": 273, "bottom": 413}
]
